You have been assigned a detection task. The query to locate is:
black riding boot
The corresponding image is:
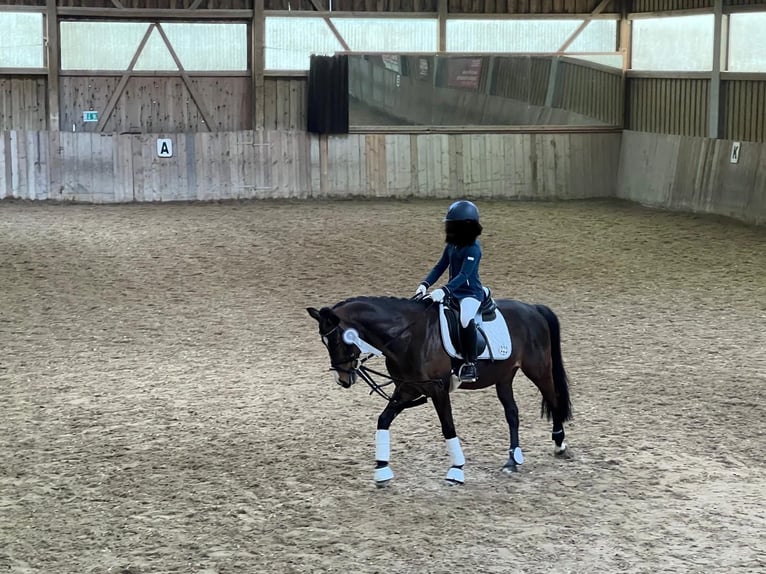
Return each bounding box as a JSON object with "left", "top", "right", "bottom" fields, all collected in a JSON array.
[{"left": 458, "top": 320, "right": 478, "bottom": 383}]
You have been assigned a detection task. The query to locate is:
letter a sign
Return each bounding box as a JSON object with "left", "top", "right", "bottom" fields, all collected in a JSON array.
[{"left": 157, "top": 138, "right": 173, "bottom": 158}]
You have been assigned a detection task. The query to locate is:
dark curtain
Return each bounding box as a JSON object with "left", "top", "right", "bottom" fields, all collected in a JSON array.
[{"left": 307, "top": 54, "right": 349, "bottom": 134}]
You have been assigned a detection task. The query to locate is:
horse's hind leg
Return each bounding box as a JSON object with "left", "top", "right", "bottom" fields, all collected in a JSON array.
[
  {"left": 523, "top": 365, "right": 568, "bottom": 457},
  {"left": 496, "top": 377, "right": 525, "bottom": 474}
]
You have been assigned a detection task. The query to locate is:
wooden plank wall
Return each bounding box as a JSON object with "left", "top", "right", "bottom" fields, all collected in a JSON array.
[
  {"left": 617, "top": 130, "right": 766, "bottom": 224},
  {"left": 0, "top": 77, "right": 48, "bottom": 131},
  {"left": 59, "top": 76, "right": 251, "bottom": 133},
  {"left": 0, "top": 131, "right": 49, "bottom": 199},
  {"left": 0, "top": 129, "right": 620, "bottom": 201},
  {"left": 723, "top": 79, "right": 766, "bottom": 142},
  {"left": 626, "top": 77, "right": 709, "bottom": 137},
  {"left": 262, "top": 77, "right": 307, "bottom": 131}
]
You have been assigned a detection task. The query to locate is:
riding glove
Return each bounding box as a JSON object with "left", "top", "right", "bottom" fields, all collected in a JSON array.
[
  {"left": 429, "top": 288, "right": 446, "bottom": 302},
  {"left": 414, "top": 283, "right": 428, "bottom": 298}
]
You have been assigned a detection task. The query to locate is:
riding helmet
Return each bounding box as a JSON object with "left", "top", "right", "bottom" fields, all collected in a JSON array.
[{"left": 444, "top": 200, "right": 480, "bottom": 223}]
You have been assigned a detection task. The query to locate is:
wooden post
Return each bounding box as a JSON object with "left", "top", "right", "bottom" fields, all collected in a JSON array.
[
  {"left": 253, "top": 0, "right": 265, "bottom": 131},
  {"left": 46, "top": 0, "right": 59, "bottom": 131},
  {"left": 438, "top": 0, "right": 447, "bottom": 53}
]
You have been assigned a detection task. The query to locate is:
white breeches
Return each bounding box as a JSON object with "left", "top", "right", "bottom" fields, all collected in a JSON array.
[{"left": 459, "top": 297, "right": 481, "bottom": 327}]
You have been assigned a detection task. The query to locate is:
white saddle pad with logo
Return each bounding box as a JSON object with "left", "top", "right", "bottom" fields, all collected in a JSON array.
[{"left": 438, "top": 304, "right": 512, "bottom": 361}]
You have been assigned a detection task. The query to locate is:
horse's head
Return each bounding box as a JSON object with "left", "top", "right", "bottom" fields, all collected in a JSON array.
[{"left": 307, "top": 306, "right": 361, "bottom": 388}]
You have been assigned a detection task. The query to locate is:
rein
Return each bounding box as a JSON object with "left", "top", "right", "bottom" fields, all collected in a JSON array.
[{"left": 321, "top": 297, "right": 445, "bottom": 401}]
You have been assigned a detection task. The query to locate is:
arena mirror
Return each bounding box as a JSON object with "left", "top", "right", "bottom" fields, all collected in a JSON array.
[{"left": 348, "top": 53, "right": 624, "bottom": 129}]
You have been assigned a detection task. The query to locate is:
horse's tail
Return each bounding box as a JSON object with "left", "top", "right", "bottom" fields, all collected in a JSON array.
[{"left": 534, "top": 304, "right": 573, "bottom": 422}]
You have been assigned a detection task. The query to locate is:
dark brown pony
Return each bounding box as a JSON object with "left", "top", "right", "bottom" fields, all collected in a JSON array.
[{"left": 307, "top": 295, "right": 572, "bottom": 486}]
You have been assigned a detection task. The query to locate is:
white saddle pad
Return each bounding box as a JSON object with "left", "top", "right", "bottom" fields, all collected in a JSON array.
[{"left": 438, "top": 304, "right": 512, "bottom": 361}]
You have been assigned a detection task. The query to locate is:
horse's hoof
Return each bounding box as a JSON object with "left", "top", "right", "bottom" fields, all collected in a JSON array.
[
  {"left": 374, "top": 465, "right": 394, "bottom": 485},
  {"left": 502, "top": 463, "right": 518, "bottom": 475},
  {"left": 554, "top": 442, "right": 569, "bottom": 457},
  {"left": 445, "top": 466, "right": 464, "bottom": 485},
  {"left": 444, "top": 478, "right": 464, "bottom": 486}
]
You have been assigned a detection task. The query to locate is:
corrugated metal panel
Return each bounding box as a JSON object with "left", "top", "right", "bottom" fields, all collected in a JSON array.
[
  {"left": 631, "top": 0, "right": 713, "bottom": 11},
  {"left": 626, "top": 77, "right": 709, "bottom": 137},
  {"left": 724, "top": 80, "right": 766, "bottom": 143},
  {"left": 557, "top": 61, "right": 622, "bottom": 125},
  {"left": 263, "top": 0, "right": 611, "bottom": 12},
  {"left": 490, "top": 57, "right": 550, "bottom": 106}
]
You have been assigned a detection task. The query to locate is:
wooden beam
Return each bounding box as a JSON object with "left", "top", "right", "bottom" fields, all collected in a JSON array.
[
  {"left": 556, "top": 0, "right": 612, "bottom": 53},
  {"left": 306, "top": 0, "right": 350, "bottom": 51},
  {"left": 263, "top": 10, "right": 438, "bottom": 18},
  {"left": 438, "top": 0, "right": 447, "bottom": 52},
  {"left": 253, "top": 0, "right": 265, "bottom": 131},
  {"left": 59, "top": 70, "right": 251, "bottom": 77},
  {"left": 109, "top": 0, "right": 125, "bottom": 8},
  {"left": 617, "top": 0, "right": 631, "bottom": 71},
  {"left": 95, "top": 23, "right": 154, "bottom": 132},
  {"left": 188, "top": 0, "right": 205, "bottom": 9},
  {"left": 0, "top": 67, "right": 47, "bottom": 75},
  {"left": 56, "top": 8, "right": 253, "bottom": 18},
  {"left": 155, "top": 23, "right": 215, "bottom": 132},
  {"left": 348, "top": 125, "right": 622, "bottom": 135},
  {"left": 46, "top": 0, "right": 59, "bottom": 131},
  {"left": 627, "top": 8, "right": 711, "bottom": 19},
  {"left": 0, "top": 5, "right": 45, "bottom": 12}
]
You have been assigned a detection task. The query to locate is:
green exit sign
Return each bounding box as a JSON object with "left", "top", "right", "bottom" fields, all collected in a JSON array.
[{"left": 82, "top": 111, "right": 99, "bottom": 123}]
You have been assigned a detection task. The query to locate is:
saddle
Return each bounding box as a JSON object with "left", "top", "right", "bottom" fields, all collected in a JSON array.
[{"left": 438, "top": 288, "right": 512, "bottom": 362}]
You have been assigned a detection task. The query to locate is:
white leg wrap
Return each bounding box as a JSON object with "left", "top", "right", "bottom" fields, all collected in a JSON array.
[
  {"left": 446, "top": 437, "right": 465, "bottom": 467},
  {"left": 374, "top": 465, "right": 394, "bottom": 484},
  {"left": 375, "top": 430, "right": 390, "bottom": 462}
]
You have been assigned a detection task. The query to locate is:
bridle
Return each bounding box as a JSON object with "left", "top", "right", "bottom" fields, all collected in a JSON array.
[{"left": 318, "top": 297, "right": 441, "bottom": 401}]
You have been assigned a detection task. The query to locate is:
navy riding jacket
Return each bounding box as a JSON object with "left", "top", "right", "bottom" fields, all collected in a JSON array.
[{"left": 422, "top": 241, "right": 484, "bottom": 300}]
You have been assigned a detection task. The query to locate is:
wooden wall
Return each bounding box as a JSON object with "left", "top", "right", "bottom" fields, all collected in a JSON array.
[
  {"left": 1, "top": 129, "right": 620, "bottom": 202},
  {"left": 59, "top": 76, "right": 252, "bottom": 133},
  {"left": 617, "top": 130, "right": 766, "bottom": 224},
  {"left": 262, "top": 77, "right": 307, "bottom": 131},
  {"left": 0, "top": 77, "right": 47, "bottom": 131}
]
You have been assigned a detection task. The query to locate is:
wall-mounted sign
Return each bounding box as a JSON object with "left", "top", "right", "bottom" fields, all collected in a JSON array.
[
  {"left": 157, "top": 138, "right": 173, "bottom": 158},
  {"left": 82, "top": 111, "right": 98, "bottom": 123},
  {"left": 730, "top": 141, "right": 741, "bottom": 164}
]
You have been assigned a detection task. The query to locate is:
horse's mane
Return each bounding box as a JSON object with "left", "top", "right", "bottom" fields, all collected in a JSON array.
[{"left": 331, "top": 295, "right": 430, "bottom": 310}]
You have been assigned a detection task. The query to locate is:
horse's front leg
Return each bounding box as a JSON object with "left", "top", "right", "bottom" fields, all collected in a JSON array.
[
  {"left": 374, "top": 388, "right": 420, "bottom": 487},
  {"left": 496, "top": 380, "right": 524, "bottom": 474},
  {"left": 430, "top": 388, "right": 465, "bottom": 485}
]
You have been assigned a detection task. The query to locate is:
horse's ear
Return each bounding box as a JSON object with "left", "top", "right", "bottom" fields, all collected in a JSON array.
[{"left": 306, "top": 307, "right": 321, "bottom": 321}]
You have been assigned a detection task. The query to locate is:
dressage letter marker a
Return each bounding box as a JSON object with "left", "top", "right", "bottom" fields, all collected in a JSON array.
[{"left": 157, "top": 138, "right": 174, "bottom": 158}]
